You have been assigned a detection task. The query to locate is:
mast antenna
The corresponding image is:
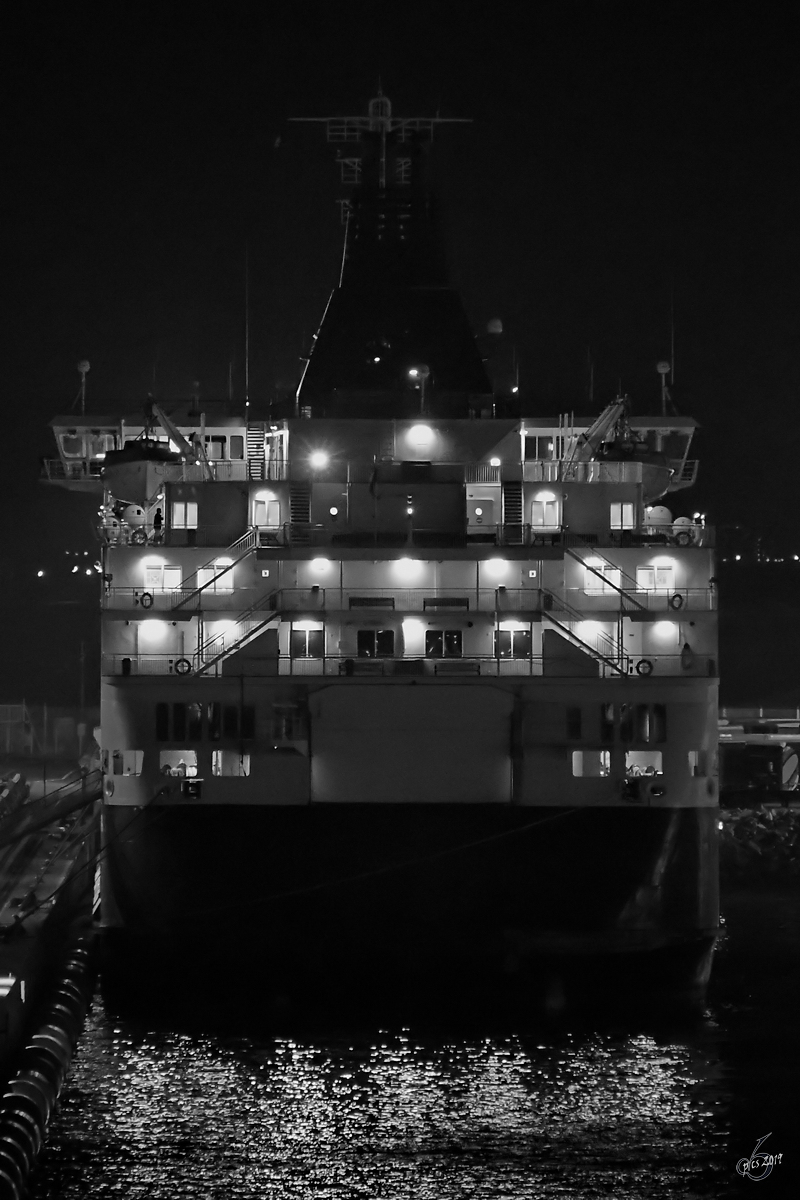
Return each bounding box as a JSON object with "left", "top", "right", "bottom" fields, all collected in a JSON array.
[
  {"left": 76, "top": 360, "right": 90, "bottom": 413},
  {"left": 244, "top": 243, "right": 250, "bottom": 414}
]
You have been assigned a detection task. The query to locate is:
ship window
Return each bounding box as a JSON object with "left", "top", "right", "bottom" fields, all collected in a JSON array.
[
  {"left": 625, "top": 750, "right": 663, "bottom": 777},
  {"left": 494, "top": 629, "right": 532, "bottom": 658},
  {"left": 600, "top": 703, "right": 615, "bottom": 742},
  {"left": 610, "top": 502, "right": 635, "bottom": 530},
  {"left": 357, "top": 629, "right": 395, "bottom": 657},
  {"left": 207, "top": 703, "right": 221, "bottom": 741},
  {"left": 572, "top": 750, "right": 610, "bottom": 777},
  {"left": 584, "top": 563, "right": 621, "bottom": 594},
  {"left": 61, "top": 433, "right": 84, "bottom": 457},
  {"left": 172, "top": 501, "right": 198, "bottom": 530},
  {"left": 111, "top": 750, "right": 143, "bottom": 776},
  {"left": 172, "top": 703, "right": 186, "bottom": 741},
  {"left": 223, "top": 705, "right": 239, "bottom": 738},
  {"left": 619, "top": 703, "right": 634, "bottom": 743},
  {"left": 652, "top": 704, "right": 667, "bottom": 743},
  {"left": 254, "top": 499, "right": 281, "bottom": 526},
  {"left": 197, "top": 563, "right": 234, "bottom": 593},
  {"left": 230, "top": 435, "right": 244, "bottom": 460},
  {"left": 271, "top": 706, "right": 299, "bottom": 741},
  {"left": 525, "top": 436, "right": 562, "bottom": 461},
  {"left": 144, "top": 564, "right": 182, "bottom": 591},
  {"left": 566, "top": 706, "right": 582, "bottom": 740},
  {"left": 212, "top": 750, "right": 250, "bottom": 777},
  {"left": 531, "top": 498, "right": 560, "bottom": 528},
  {"left": 425, "top": 629, "right": 463, "bottom": 658},
  {"left": 187, "top": 703, "right": 203, "bottom": 740},
  {"left": 204, "top": 436, "right": 227, "bottom": 460},
  {"left": 241, "top": 706, "right": 256, "bottom": 739},
  {"left": 155, "top": 703, "right": 169, "bottom": 740},
  {"left": 636, "top": 565, "right": 674, "bottom": 592},
  {"left": 291, "top": 629, "right": 324, "bottom": 657},
  {"left": 688, "top": 750, "right": 707, "bottom": 777},
  {"left": 159, "top": 750, "right": 198, "bottom": 777}
]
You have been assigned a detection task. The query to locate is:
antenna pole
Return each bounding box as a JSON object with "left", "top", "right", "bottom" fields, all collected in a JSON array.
[
  {"left": 245, "top": 243, "right": 250, "bottom": 414},
  {"left": 670, "top": 284, "right": 676, "bottom": 384}
]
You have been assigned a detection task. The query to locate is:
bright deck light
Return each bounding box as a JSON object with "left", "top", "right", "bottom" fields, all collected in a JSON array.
[
  {"left": 311, "top": 557, "right": 331, "bottom": 573},
  {"left": 310, "top": 450, "right": 329, "bottom": 468},
  {"left": 653, "top": 621, "right": 678, "bottom": 638},
  {"left": 395, "top": 557, "right": 422, "bottom": 580},
  {"left": 485, "top": 558, "right": 508, "bottom": 577},
  {"left": 139, "top": 620, "right": 168, "bottom": 642},
  {"left": 489, "top": 457, "right": 501, "bottom": 467}
]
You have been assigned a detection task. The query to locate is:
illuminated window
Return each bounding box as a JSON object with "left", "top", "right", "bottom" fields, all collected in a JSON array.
[
  {"left": 584, "top": 562, "right": 621, "bottom": 594},
  {"left": 572, "top": 750, "right": 610, "bottom": 777},
  {"left": 110, "top": 750, "right": 143, "bottom": 776},
  {"left": 172, "top": 501, "right": 198, "bottom": 529},
  {"left": 494, "top": 628, "right": 532, "bottom": 658},
  {"left": 158, "top": 750, "right": 198, "bottom": 777},
  {"left": 610, "top": 502, "right": 635, "bottom": 530},
  {"left": 636, "top": 565, "right": 674, "bottom": 591},
  {"left": 425, "top": 630, "right": 462, "bottom": 658},
  {"left": 525, "top": 436, "right": 563, "bottom": 461},
  {"left": 357, "top": 629, "right": 395, "bottom": 657},
  {"left": 197, "top": 563, "right": 234, "bottom": 593},
  {"left": 204, "top": 435, "right": 227, "bottom": 460},
  {"left": 212, "top": 751, "right": 251, "bottom": 777},
  {"left": 254, "top": 499, "right": 281, "bottom": 526},
  {"left": 291, "top": 628, "right": 324, "bottom": 657},
  {"left": 531, "top": 497, "right": 560, "bottom": 528},
  {"left": 144, "top": 564, "right": 182, "bottom": 591},
  {"left": 625, "top": 750, "right": 663, "bottom": 777}
]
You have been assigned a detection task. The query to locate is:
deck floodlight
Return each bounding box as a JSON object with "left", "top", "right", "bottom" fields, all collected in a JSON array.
[{"left": 310, "top": 450, "right": 329, "bottom": 469}]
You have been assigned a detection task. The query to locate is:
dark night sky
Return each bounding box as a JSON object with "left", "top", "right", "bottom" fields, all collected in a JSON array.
[{"left": 3, "top": 1, "right": 799, "bottom": 703}]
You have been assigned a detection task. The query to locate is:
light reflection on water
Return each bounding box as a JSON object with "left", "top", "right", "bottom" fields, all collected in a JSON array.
[{"left": 30, "top": 1011, "right": 729, "bottom": 1199}]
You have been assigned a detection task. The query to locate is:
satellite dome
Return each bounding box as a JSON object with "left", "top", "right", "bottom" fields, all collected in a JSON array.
[
  {"left": 123, "top": 504, "right": 146, "bottom": 526},
  {"left": 644, "top": 505, "right": 672, "bottom": 527}
]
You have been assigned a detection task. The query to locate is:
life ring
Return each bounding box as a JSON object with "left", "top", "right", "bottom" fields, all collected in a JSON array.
[
  {"left": 674, "top": 530, "right": 692, "bottom": 546},
  {"left": 139, "top": 592, "right": 154, "bottom": 609},
  {"left": 636, "top": 658, "right": 654, "bottom": 676},
  {"left": 174, "top": 657, "right": 192, "bottom": 676},
  {"left": 669, "top": 592, "right": 684, "bottom": 610},
  {"left": 131, "top": 528, "right": 148, "bottom": 545}
]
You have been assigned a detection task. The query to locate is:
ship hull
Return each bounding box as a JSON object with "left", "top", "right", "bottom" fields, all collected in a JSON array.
[{"left": 100, "top": 803, "right": 718, "bottom": 1010}]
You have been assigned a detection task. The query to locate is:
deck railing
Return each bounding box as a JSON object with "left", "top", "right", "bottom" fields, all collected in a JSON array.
[{"left": 101, "top": 651, "right": 717, "bottom": 680}]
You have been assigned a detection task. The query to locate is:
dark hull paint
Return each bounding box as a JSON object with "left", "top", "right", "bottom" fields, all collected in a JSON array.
[{"left": 101, "top": 804, "right": 719, "bottom": 1007}]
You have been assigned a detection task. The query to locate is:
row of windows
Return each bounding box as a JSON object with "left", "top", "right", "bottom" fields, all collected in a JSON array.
[
  {"left": 600, "top": 703, "right": 667, "bottom": 744},
  {"left": 107, "top": 749, "right": 249, "bottom": 777},
  {"left": 155, "top": 702, "right": 256, "bottom": 741},
  {"left": 572, "top": 749, "right": 708, "bottom": 778},
  {"left": 585, "top": 564, "right": 675, "bottom": 593}
]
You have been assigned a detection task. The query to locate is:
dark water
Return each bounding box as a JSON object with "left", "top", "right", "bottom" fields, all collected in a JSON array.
[{"left": 28, "top": 889, "right": 799, "bottom": 1199}]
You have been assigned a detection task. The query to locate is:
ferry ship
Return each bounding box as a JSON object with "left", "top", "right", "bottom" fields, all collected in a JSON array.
[{"left": 43, "top": 96, "right": 719, "bottom": 1005}]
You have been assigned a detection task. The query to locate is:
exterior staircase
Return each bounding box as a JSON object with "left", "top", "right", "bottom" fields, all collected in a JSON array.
[
  {"left": 565, "top": 544, "right": 647, "bottom": 612},
  {"left": 194, "top": 590, "right": 281, "bottom": 676},
  {"left": 172, "top": 528, "right": 259, "bottom": 611},
  {"left": 290, "top": 482, "right": 312, "bottom": 544},
  {"left": 246, "top": 425, "right": 265, "bottom": 480},
  {"left": 541, "top": 588, "right": 627, "bottom": 675},
  {"left": 502, "top": 481, "right": 524, "bottom": 544}
]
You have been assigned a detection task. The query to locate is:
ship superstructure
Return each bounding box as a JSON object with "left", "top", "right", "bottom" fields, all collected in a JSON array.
[{"left": 43, "top": 95, "right": 718, "bottom": 1003}]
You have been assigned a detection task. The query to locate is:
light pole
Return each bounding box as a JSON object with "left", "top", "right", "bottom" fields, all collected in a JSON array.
[{"left": 407, "top": 364, "right": 431, "bottom": 416}]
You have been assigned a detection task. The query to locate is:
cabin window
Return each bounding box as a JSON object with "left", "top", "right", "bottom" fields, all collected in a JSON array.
[
  {"left": 584, "top": 563, "right": 621, "bottom": 594},
  {"left": 207, "top": 703, "right": 221, "bottom": 741},
  {"left": 357, "top": 629, "right": 395, "bottom": 657},
  {"left": 626, "top": 750, "right": 663, "bottom": 777},
  {"left": 254, "top": 499, "right": 281, "bottom": 526},
  {"left": 212, "top": 750, "right": 251, "bottom": 777},
  {"left": 230, "top": 435, "right": 244, "bottom": 460},
  {"left": 494, "top": 628, "right": 532, "bottom": 658},
  {"left": 172, "top": 501, "right": 198, "bottom": 529},
  {"left": 204, "top": 436, "right": 227, "bottom": 460},
  {"left": 610, "top": 502, "right": 635, "bottom": 530},
  {"left": 425, "top": 630, "right": 462, "bottom": 658},
  {"left": 600, "top": 703, "right": 615, "bottom": 742},
  {"left": 290, "top": 628, "right": 324, "bottom": 657},
  {"left": 159, "top": 750, "right": 198, "bottom": 777},
  {"left": 144, "top": 564, "right": 182, "bottom": 591},
  {"left": 272, "top": 705, "right": 300, "bottom": 742},
  {"left": 197, "top": 562, "right": 234, "bottom": 592},
  {"left": 171, "top": 702, "right": 203, "bottom": 741},
  {"left": 618, "top": 703, "right": 634, "bottom": 743},
  {"left": 572, "top": 750, "right": 610, "bottom": 777},
  {"left": 155, "top": 703, "right": 169, "bottom": 740},
  {"left": 525, "top": 436, "right": 563, "bottom": 461},
  {"left": 111, "top": 750, "right": 143, "bottom": 776},
  {"left": 531, "top": 497, "right": 560, "bottom": 528},
  {"left": 61, "top": 433, "right": 84, "bottom": 457},
  {"left": 636, "top": 565, "right": 674, "bottom": 592}
]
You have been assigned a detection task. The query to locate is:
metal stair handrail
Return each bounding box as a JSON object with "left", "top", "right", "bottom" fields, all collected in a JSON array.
[
  {"left": 172, "top": 528, "right": 259, "bottom": 611},
  {"left": 565, "top": 542, "right": 647, "bottom": 611}
]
